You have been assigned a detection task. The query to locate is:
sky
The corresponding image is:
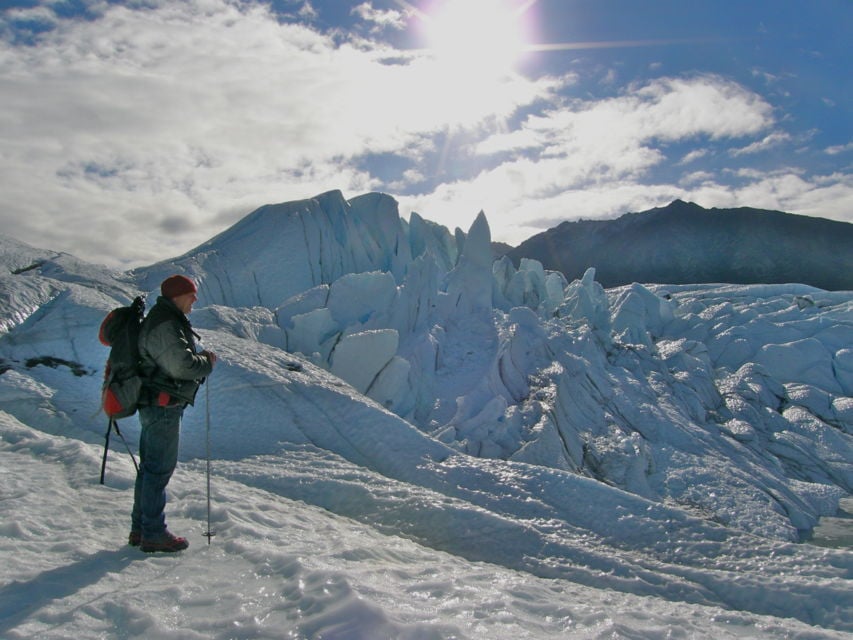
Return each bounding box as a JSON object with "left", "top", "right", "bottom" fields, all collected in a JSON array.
[{"left": 0, "top": 0, "right": 850, "bottom": 267}]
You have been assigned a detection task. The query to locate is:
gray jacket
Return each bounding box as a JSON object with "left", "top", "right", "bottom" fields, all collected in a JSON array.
[{"left": 138, "top": 296, "right": 212, "bottom": 406}]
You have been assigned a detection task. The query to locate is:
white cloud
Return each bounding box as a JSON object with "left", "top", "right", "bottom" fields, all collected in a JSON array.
[
  {"left": 664, "top": 170, "right": 853, "bottom": 226},
  {"left": 826, "top": 142, "right": 853, "bottom": 155},
  {"left": 680, "top": 170, "right": 715, "bottom": 185},
  {"left": 732, "top": 171, "right": 853, "bottom": 223},
  {"left": 731, "top": 131, "right": 792, "bottom": 156},
  {"left": 0, "top": 0, "right": 554, "bottom": 266},
  {"left": 401, "top": 76, "right": 850, "bottom": 243},
  {"left": 1, "top": 3, "right": 848, "bottom": 267},
  {"left": 399, "top": 177, "right": 686, "bottom": 245},
  {"left": 442, "top": 76, "right": 775, "bottom": 222},
  {"left": 630, "top": 76, "right": 774, "bottom": 140},
  {"left": 298, "top": 2, "right": 319, "bottom": 20},
  {"left": 599, "top": 68, "right": 618, "bottom": 85},
  {"left": 475, "top": 128, "right": 543, "bottom": 156},
  {"left": 680, "top": 148, "right": 710, "bottom": 164},
  {"left": 3, "top": 5, "right": 57, "bottom": 25},
  {"left": 401, "top": 165, "right": 853, "bottom": 247},
  {"left": 351, "top": 2, "right": 407, "bottom": 31},
  {"left": 503, "top": 75, "right": 774, "bottom": 166}
]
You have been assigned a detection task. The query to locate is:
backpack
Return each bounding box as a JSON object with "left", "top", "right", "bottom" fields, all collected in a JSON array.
[
  {"left": 98, "top": 296, "right": 145, "bottom": 484},
  {"left": 99, "top": 296, "right": 146, "bottom": 419}
]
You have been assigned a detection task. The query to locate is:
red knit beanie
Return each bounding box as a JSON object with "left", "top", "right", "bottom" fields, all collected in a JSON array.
[{"left": 161, "top": 274, "right": 198, "bottom": 299}]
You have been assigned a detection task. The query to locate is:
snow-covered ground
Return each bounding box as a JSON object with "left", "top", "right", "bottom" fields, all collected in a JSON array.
[
  {"left": 1, "top": 191, "right": 851, "bottom": 638},
  {"left": 1, "top": 410, "right": 850, "bottom": 640}
]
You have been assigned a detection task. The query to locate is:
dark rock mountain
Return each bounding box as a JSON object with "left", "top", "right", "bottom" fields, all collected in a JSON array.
[{"left": 508, "top": 200, "right": 853, "bottom": 290}]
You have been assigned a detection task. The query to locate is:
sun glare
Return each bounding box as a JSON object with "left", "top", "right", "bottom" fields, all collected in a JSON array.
[{"left": 422, "top": 0, "right": 531, "bottom": 78}]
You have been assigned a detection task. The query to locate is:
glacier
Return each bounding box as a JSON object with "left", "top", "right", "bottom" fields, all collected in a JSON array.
[{"left": 0, "top": 189, "right": 851, "bottom": 638}]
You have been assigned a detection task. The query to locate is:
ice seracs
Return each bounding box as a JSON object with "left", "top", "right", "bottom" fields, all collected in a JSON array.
[{"left": 1, "top": 190, "right": 851, "bottom": 549}]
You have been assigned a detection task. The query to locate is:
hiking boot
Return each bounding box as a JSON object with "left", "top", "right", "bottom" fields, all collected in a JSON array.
[
  {"left": 128, "top": 530, "right": 141, "bottom": 547},
  {"left": 141, "top": 531, "right": 189, "bottom": 553}
]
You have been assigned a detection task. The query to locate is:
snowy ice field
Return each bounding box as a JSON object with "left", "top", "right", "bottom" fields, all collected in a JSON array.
[{"left": 0, "top": 190, "right": 851, "bottom": 638}]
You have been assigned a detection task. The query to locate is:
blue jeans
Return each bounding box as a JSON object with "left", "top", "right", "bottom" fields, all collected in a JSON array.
[{"left": 131, "top": 405, "right": 183, "bottom": 539}]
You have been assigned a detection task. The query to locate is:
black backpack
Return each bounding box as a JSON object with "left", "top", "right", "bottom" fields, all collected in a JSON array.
[
  {"left": 97, "top": 296, "right": 145, "bottom": 483},
  {"left": 100, "top": 296, "right": 146, "bottom": 418}
]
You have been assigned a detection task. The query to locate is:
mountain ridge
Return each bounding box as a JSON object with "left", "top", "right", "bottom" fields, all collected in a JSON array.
[{"left": 508, "top": 200, "right": 853, "bottom": 290}]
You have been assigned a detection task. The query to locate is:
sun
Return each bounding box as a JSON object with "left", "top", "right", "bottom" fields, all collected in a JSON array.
[
  {"left": 421, "top": 0, "right": 532, "bottom": 78},
  {"left": 395, "top": 0, "right": 539, "bottom": 127}
]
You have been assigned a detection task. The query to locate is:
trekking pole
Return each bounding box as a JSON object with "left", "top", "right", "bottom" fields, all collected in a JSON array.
[
  {"left": 203, "top": 380, "right": 215, "bottom": 544},
  {"left": 99, "top": 419, "right": 113, "bottom": 485},
  {"left": 99, "top": 418, "right": 139, "bottom": 484},
  {"left": 114, "top": 419, "right": 139, "bottom": 474}
]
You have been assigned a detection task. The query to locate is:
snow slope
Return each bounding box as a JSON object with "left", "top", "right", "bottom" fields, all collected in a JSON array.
[{"left": 1, "top": 191, "right": 851, "bottom": 638}]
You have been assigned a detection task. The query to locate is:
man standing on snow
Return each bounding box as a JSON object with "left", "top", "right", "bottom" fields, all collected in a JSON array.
[{"left": 130, "top": 274, "right": 216, "bottom": 553}]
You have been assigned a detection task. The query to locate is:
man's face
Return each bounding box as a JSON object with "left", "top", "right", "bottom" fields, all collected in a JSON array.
[{"left": 173, "top": 291, "right": 198, "bottom": 314}]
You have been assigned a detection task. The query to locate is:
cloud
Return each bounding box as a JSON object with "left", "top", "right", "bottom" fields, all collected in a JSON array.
[
  {"left": 0, "top": 0, "right": 554, "bottom": 266},
  {"left": 659, "top": 169, "right": 853, "bottom": 227},
  {"left": 298, "top": 2, "right": 319, "bottom": 20},
  {"left": 826, "top": 142, "right": 853, "bottom": 155},
  {"left": 398, "top": 75, "right": 853, "bottom": 243},
  {"left": 0, "top": 1, "right": 848, "bottom": 267},
  {"left": 680, "top": 170, "right": 715, "bottom": 185},
  {"left": 402, "top": 75, "right": 778, "bottom": 239},
  {"left": 680, "top": 148, "right": 710, "bottom": 164},
  {"left": 482, "top": 75, "right": 774, "bottom": 167},
  {"left": 351, "top": 2, "right": 407, "bottom": 31},
  {"left": 399, "top": 177, "right": 686, "bottom": 244},
  {"left": 731, "top": 131, "right": 792, "bottom": 156}
]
